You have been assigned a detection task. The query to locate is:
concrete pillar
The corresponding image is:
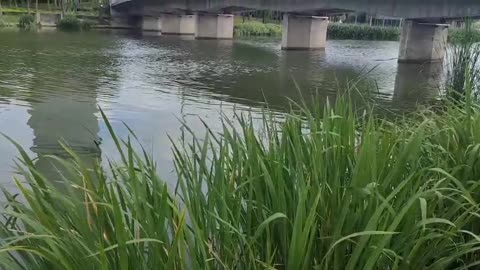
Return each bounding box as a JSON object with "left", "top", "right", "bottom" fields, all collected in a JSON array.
[
  {"left": 281, "top": 14, "right": 328, "bottom": 50},
  {"left": 142, "top": 16, "right": 162, "bottom": 32},
  {"left": 162, "top": 13, "right": 196, "bottom": 35},
  {"left": 36, "top": 13, "right": 61, "bottom": 27},
  {"left": 398, "top": 20, "right": 449, "bottom": 63},
  {"left": 195, "top": 14, "right": 234, "bottom": 39}
]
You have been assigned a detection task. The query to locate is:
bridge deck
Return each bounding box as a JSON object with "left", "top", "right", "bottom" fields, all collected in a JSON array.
[{"left": 111, "top": 0, "right": 480, "bottom": 19}]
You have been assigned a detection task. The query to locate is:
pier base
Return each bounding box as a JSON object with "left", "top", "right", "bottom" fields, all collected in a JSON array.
[
  {"left": 142, "top": 16, "right": 162, "bottom": 32},
  {"left": 162, "top": 14, "right": 196, "bottom": 35},
  {"left": 195, "top": 14, "right": 234, "bottom": 39},
  {"left": 398, "top": 20, "right": 448, "bottom": 63},
  {"left": 281, "top": 14, "right": 328, "bottom": 50}
]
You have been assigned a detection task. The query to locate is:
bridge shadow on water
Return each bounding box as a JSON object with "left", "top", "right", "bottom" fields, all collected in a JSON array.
[{"left": 134, "top": 32, "right": 444, "bottom": 115}]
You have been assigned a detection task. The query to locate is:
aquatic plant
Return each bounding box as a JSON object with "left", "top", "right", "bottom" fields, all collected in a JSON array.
[
  {"left": 1, "top": 90, "right": 480, "bottom": 269},
  {"left": 328, "top": 23, "right": 400, "bottom": 41},
  {"left": 449, "top": 26, "right": 480, "bottom": 44},
  {"left": 234, "top": 20, "right": 282, "bottom": 37},
  {"left": 447, "top": 20, "right": 480, "bottom": 100}
]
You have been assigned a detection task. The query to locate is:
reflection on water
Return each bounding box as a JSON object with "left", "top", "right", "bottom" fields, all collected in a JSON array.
[
  {"left": 0, "top": 30, "right": 444, "bottom": 185},
  {"left": 393, "top": 63, "right": 443, "bottom": 107},
  {"left": 27, "top": 82, "right": 101, "bottom": 184}
]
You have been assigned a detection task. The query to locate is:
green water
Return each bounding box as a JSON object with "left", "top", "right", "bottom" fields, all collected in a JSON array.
[{"left": 0, "top": 30, "right": 443, "bottom": 188}]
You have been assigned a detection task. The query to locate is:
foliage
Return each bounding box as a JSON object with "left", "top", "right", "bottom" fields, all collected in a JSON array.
[
  {"left": 328, "top": 23, "right": 400, "bottom": 41},
  {"left": 234, "top": 20, "right": 282, "bottom": 37},
  {"left": 1, "top": 89, "right": 480, "bottom": 269},
  {"left": 235, "top": 20, "right": 480, "bottom": 43},
  {"left": 1, "top": 14, "right": 18, "bottom": 26},
  {"left": 447, "top": 21, "right": 480, "bottom": 100},
  {"left": 17, "top": 13, "right": 34, "bottom": 29},
  {"left": 235, "top": 21, "right": 401, "bottom": 41},
  {"left": 57, "top": 15, "right": 90, "bottom": 31},
  {"left": 449, "top": 28, "right": 480, "bottom": 44}
]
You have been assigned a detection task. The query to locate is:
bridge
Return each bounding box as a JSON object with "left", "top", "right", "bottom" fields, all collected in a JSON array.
[{"left": 111, "top": 0, "right": 480, "bottom": 63}]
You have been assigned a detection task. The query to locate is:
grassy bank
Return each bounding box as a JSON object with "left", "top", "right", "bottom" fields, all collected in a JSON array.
[
  {"left": 328, "top": 23, "right": 400, "bottom": 40},
  {"left": 1, "top": 92, "right": 480, "bottom": 269},
  {"left": 234, "top": 20, "right": 480, "bottom": 42},
  {"left": 0, "top": 12, "right": 95, "bottom": 30},
  {"left": 450, "top": 28, "right": 480, "bottom": 44},
  {"left": 0, "top": 14, "right": 20, "bottom": 27},
  {"left": 234, "top": 20, "right": 401, "bottom": 40}
]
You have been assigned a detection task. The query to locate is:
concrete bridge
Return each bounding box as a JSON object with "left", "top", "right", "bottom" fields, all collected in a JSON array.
[{"left": 111, "top": 0, "right": 480, "bottom": 63}]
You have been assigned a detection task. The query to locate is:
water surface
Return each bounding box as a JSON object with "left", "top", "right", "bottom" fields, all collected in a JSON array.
[{"left": 0, "top": 30, "right": 443, "bottom": 188}]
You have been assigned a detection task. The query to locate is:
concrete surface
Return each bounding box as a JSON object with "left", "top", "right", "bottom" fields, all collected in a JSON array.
[
  {"left": 162, "top": 13, "right": 196, "bottom": 35},
  {"left": 398, "top": 20, "right": 448, "bottom": 63},
  {"left": 281, "top": 15, "right": 328, "bottom": 50},
  {"left": 142, "top": 16, "right": 162, "bottom": 31},
  {"left": 36, "top": 13, "right": 61, "bottom": 27},
  {"left": 196, "top": 14, "right": 234, "bottom": 39}
]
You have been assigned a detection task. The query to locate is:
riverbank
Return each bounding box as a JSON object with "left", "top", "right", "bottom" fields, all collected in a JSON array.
[
  {"left": 234, "top": 20, "right": 480, "bottom": 42},
  {"left": 234, "top": 20, "right": 401, "bottom": 40},
  {"left": 0, "top": 6, "right": 100, "bottom": 28}
]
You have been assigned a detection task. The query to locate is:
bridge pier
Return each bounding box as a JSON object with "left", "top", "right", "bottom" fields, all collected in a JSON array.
[
  {"left": 195, "top": 14, "right": 234, "bottom": 39},
  {"left": 281, "top": 14, "right": 328, "bottom": 50},
  {"left": 162, "top": 13, "right": 196, "bottom": 35},
  {"left": 142, "top": 16, "right": 162, "bottom": 32},
  {"left": 398, "top": 20, "right": 449, "bottom": 63}
]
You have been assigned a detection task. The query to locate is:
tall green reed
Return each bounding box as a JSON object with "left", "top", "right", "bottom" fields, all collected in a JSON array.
[
  {"left": 0, "top": 94, "right": 480, "bottom": 269},
  {"left": 447, "top": 20, "right": 480, "bottom": 101}
]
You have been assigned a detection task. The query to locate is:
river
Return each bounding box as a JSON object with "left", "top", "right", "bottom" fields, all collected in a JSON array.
[{"left": 0, "top": 30, "right": 444, "bottom": 189}]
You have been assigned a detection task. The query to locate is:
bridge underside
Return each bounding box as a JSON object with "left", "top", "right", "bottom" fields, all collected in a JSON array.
[
  {"left": 111, "top": 0, "right": 480, "bottom": 19},
  {"left": 138, "top": 6, "right": 352, "bottom": 17}
]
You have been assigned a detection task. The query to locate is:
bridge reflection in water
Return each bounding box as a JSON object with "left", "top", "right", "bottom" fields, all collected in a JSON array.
[{"left": 393, "top": 63, "right": 444, "bottom": 107}]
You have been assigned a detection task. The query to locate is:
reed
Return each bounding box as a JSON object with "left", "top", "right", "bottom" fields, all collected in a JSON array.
[
  {"left": 1, "top": 91, "right": 480, "bottom": 269},
  {"left": 328, "top": 23, "right": 400, "bottom": 41}
]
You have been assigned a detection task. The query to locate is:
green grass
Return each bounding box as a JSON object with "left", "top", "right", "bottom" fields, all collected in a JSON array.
[
  {"left": 234, "top": 21, "right": 401, "bottom": 40},
  {"left": 0, "top": 14, "right": 20, "bottom": 27},
  {"left": 57, "top": 15, "right": 92, "bottom": 31},
  {"left": 328, "top": 23, "right": 400, "bottom": 41},
  {"left": 447, "top": 21, "right": 480, "bottom": 100},
  {"left": 234, "top": 20, "right": 282, "bottom": 37},
  {"left": 449, "top": 28, "right": 480, "bottom": 44},
  {"left": 0, "top": 91, "right": 480, "bottom": 269},
  {"left": 234, "top": 20, "right": 480, "bottom": 43}
]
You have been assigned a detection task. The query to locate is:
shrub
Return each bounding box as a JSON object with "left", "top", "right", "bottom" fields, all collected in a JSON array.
[
  {"left": 449, "top": 28, "right": 480, "bottom": 44},
  {"left": 234, "top": 20, "right": 282, "bottom": 37},
  {"left": 447, "top": 21, "right": 480, "bottom": 100},
  {"left": 57, "top": 16, "right": 81, "bottom": 31},
  {"left": 328, "top": 23, "right": 400, "bottom": 41},
  {"left": 235, "top": 21, "right": 402, "bottom": 41},
  {"left": 18, "top": 14, "right": 35, "bottom": 29},
  {"left": 57, "top": 16, "right": 91, "bottom": 31}
]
